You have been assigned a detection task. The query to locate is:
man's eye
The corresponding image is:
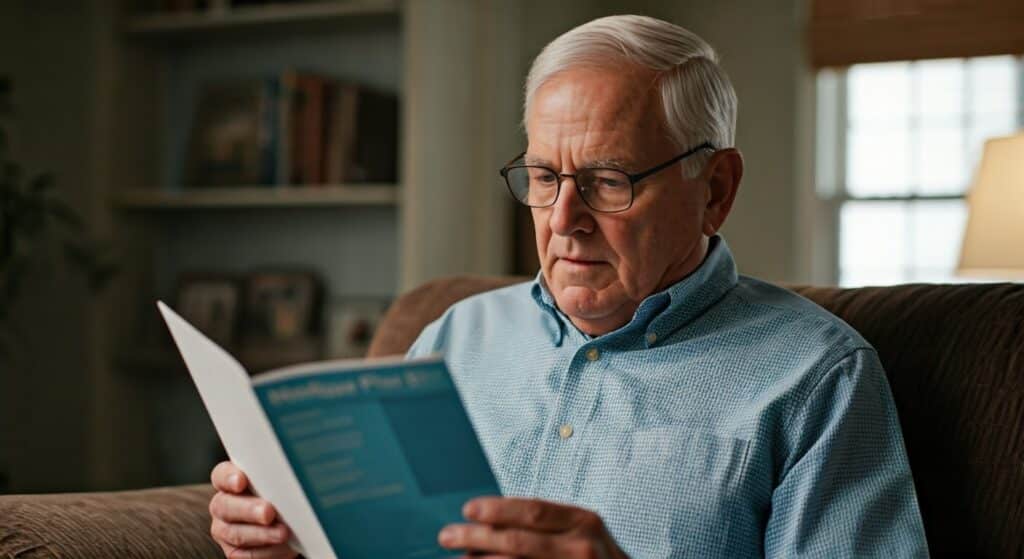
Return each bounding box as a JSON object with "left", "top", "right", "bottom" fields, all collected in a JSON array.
[
  {"left": 591, "top": 172, "right": 627, "bottom": 188},
  {"left": 529, "top": 170, "right": 558, "bottom": 184}
]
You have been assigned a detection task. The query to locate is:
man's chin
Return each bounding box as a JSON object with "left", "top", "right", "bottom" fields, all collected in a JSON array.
[{"left": 554, "top": 285, "right": 615, "bottom": 318}]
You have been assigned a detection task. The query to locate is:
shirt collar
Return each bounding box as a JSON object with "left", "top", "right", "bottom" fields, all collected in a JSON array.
[{"left": 530, "top": 235, "right": 739, "bottom": 347}]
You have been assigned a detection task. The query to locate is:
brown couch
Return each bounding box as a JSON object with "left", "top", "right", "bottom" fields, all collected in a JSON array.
[{"left": 2, "top": 278, "right": 1022, "bottom": 558}]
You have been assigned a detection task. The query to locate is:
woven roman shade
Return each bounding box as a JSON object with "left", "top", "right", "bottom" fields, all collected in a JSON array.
[{"left": 809, "top": 0, "right": 1024, "bottom": 67}]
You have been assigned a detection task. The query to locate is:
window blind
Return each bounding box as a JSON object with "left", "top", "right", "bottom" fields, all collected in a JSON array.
[{"left": 809, "top": 0, "right": 1024, "bottom": 67}]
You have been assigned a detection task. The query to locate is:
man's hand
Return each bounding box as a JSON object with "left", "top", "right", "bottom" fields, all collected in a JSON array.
[
  {"left": 209, "top": 461, "right": 297, "bottom": 559},
  {"left": 438, "top": 497, "right": 628, "bottom": 558}
]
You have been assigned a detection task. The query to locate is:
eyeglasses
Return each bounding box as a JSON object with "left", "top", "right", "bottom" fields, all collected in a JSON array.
[{"left": 499, "top": 142, "right": 716, "bottom": 213}]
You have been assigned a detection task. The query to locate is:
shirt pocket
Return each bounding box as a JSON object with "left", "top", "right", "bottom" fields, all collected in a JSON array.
[{"left": 601, "top": 426, "right": 751, "bottom": 558}]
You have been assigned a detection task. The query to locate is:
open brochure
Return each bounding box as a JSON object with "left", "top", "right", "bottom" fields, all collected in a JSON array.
[{"left": 157, "top": 301, "right": 501, "bottom": 559}]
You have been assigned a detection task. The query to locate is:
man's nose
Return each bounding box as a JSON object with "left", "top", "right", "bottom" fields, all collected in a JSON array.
[{"left": 548, "top": 175, "right": 594, "bottom": 236}]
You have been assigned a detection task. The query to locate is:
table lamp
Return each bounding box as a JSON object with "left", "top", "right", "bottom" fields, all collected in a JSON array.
[{"left": 957, "top": 132, "right": 1024, "bottom": 279}]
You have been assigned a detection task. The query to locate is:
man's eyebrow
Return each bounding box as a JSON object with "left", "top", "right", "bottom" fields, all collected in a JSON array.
[
  {"left": 522, "top": 154, "right": 636, "bottom": 171},
  {"left": 582, "top": 157, "right": 635, "bottom": 171}
]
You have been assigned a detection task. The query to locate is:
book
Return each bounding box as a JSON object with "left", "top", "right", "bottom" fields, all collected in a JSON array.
[
  {"left": 322, "top": 82, "right": 399, "bottom": 184},
  {"left": 277, "top": 70, "right": 330, "bottom": 186},
  {"left": 323, "top": 82, "right": 359, "bottom": 184},
  {"left": 349, "top": 86, "right": 399, "bottom": 183},
  {"left": 186, "top": 79, "right": 277, "bottom": 187},
  {"left": 157, "top": 301, "right": 500, "bottom": 559}
]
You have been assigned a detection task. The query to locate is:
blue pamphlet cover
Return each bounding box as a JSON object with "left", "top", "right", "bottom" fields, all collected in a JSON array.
[{"left": 251, "top": 357, "right": 500, "bottom": 558}]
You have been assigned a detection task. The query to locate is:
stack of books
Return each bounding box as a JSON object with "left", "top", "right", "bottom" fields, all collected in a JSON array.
[{"left": 186, "top": 72, "right": 399, "bottom": 188}]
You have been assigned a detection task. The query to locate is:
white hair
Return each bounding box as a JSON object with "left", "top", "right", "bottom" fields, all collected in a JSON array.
[{"left": 524, "top": 15, "right": 738, "bottom": 177}]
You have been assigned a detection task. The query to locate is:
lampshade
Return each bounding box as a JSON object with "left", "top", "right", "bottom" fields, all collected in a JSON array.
[{"left": 957, "top": 132, "right": 1024, "bottom": 278}]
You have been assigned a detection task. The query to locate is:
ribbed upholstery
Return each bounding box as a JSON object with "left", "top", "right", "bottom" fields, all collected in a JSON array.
[
  {"left": 2, "top": 278, "right": 1020, "bottom": 558},
  {"left": 788, "top": 283, "right": 1024, "bottom": 558},
  {"left": 0, "top": 484, "right": 219, "bottom": 558},
  {"left": 366, "top": 275, "right": 528, "bottom": 359}
]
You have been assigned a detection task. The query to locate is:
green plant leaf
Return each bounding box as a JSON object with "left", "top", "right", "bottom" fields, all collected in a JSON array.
[{"left": 62, "top": 239, "right": 119, "bottom": 292}]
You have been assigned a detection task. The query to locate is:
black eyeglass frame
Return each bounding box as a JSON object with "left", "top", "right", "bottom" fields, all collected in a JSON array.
[{"left": 498, "top": 141, "right": 717, "bottom": 213}]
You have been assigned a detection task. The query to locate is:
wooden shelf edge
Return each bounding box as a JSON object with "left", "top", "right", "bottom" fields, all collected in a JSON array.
[
  {"left": 112, "top": 185, "right": 401, "bottom": 210},
  {"left": 117, "top": 342, "right": 328, "bottom": 377},
  {"left": 124, "top": 0, "right": 399, "bottom": 35}
]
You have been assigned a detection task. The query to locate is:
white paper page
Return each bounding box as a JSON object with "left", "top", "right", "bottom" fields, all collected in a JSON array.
[{"left": 157, "top": 301, "right": 335, "bottom": 559}]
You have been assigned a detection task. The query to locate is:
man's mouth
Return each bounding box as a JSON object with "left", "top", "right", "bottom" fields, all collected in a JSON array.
[{"left": 560, "top": 257, "right": 603, "bottom": 266}]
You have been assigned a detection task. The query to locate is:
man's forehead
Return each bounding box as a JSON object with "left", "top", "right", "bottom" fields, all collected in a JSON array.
[{"left": 524, "top": 68, "right": 664, "bottom": 171}]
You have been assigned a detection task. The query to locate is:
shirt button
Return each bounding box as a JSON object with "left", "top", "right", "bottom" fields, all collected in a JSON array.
[
  {"left": 559, "top": 424, "right": 574, "bottom": 439},
  {"left": 585, "top": 347, "right": 600, "bottom": 362},
  {"left": 646, "top": 332, "right": 658, "bottom": 344}
]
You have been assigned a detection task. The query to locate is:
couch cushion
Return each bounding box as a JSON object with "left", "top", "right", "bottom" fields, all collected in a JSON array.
[
  {"left": 789, "top": 283, "right": 1023, "bottom": 557},
  {"left": 367, "top": 275, "right": 529, "bottom": 358},
  {"left": 0, "top": 484, "right": 220, "bottom": 558}
]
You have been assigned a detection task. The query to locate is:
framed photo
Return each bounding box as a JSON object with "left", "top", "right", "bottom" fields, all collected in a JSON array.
[
  {"left": 326, "top": 297, "right": 390, "bottom": 359},
  {"left": 243, "top": 271, "right": 321, "bottom": 342},
  {"left": 176, "top": 274, "right": 240, "bottom": 346}
]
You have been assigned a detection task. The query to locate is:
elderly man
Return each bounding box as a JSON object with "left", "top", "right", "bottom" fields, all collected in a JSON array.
[{"left": 207, "top": 15, "right": 928, "bottom": 558}]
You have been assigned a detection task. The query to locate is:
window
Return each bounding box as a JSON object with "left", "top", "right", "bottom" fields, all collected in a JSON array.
[{"left": 815, "top": 55, "right": 1024, "bottom": 286}]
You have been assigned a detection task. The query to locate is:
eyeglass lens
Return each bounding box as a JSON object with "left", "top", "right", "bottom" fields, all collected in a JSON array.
[{"left": 505, "top": 166, "right": 632, "bottom": 212}]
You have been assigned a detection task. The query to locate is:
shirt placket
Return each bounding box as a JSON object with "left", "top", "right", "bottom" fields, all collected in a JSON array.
[{"left": 531, "top": 330, "right": 608, "bottom": 501}]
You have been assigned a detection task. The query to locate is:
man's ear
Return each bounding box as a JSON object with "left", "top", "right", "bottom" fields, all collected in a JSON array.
[{"left": 700, "top": 148, "right": 743, "bottom": 237}]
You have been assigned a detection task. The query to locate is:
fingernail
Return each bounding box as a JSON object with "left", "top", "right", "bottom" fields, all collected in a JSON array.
[
  {"left": 462, "top": 501, "right": 479, "bottom": 519},
  {"left": 438, "top": 527, "right": 454, "bottom": 546},
  {"left": 228, "top": 473, "right": 239, "bottom": 488}
]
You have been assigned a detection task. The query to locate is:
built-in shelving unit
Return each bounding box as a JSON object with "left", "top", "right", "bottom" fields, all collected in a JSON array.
[
  {"left": 113, "top": 184, "right": 399, "bottom": 210},
  {"left": 91, "top": 0, "right": 519, "bottom": 491},
  {"left": 100, "top": 0, "right": 407, "bottom": 488},
  {"left": 123, "top": 0, "right": 398, "bottom": 36}
]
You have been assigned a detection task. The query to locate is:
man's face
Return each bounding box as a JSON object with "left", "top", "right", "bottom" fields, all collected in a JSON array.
[{"left": 526, "top": 66, "right": 712, "bottom": 336}]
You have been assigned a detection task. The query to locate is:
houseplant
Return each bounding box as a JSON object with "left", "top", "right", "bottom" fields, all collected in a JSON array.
[{"left": 0, "top": 76, "right": 117, "bottom": 492}]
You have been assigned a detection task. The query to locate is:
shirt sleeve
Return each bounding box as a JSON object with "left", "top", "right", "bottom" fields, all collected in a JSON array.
[{"left": 764, "top": 348, "right": 929, "bottom": 558}]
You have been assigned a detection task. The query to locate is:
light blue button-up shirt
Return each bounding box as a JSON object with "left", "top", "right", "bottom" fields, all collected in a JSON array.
[{"left": 407, "top": 236, "right": 928, "bottom": 558}]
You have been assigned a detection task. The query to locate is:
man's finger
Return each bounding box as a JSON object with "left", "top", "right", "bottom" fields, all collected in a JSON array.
[
  {"left": 218, "top": 541, "right": 297, "bottom": 559},
  {"left": 209, "top": 492, "right": 278, "bottom": 525},
  {"left": 438, "top": 523, "right": 554, "bottom": 556},
  {"left": 211, "top": 461, "right": 249, "bottom": 493},
  {"left": 462, "top": 497, "right": 585, "bottom": 532},
  {"left": 211, "top": 518, "right": 289, "bottom": 548}
]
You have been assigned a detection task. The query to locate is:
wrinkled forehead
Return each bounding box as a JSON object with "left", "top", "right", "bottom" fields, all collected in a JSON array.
[{"left": 525, "top": 66, "right": 663, "bottom": 141}]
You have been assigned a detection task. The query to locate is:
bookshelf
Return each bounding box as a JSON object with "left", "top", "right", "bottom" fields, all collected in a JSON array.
[
  {"left": 123, "top": 0, "right": 398, "bottom": 36},
  {"left": 113, "top": 184, "right": 399, "bottom": 209},
  {"left": 103, "top": 0, "right": 407, "bottom": 489},
  {"left": 90, "top": 0, "right": 522, "bottom": 491}
]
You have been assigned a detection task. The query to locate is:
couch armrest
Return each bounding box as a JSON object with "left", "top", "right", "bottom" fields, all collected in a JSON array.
[{"left": 0, "top": 484, "right": 221, "bottom": 558}]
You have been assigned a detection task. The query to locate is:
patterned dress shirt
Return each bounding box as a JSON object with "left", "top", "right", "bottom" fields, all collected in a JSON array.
[{"left": 407, "top": 236, "right": 929, "bottom": 558}]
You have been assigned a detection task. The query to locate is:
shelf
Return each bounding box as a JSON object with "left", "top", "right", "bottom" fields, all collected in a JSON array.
[
  {"left": 124, "top": 0, "right": 399, "bottom": 37},
  {"left": 118, "top": 339, "right": 325, "bottom": 377},
  {"left": 113, "top": 184, "right": 400, "bottom": 210}
]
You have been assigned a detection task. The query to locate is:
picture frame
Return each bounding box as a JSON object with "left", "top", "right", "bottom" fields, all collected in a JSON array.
[
  {"left": 242, "top": 270, "right": 321, "bottom": 342},
  {"left": 175, "top": 274, "right": 240, "bottom": 346},
  {"left": 326, "top": 296, "right": 390, "bottom": 359}
]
